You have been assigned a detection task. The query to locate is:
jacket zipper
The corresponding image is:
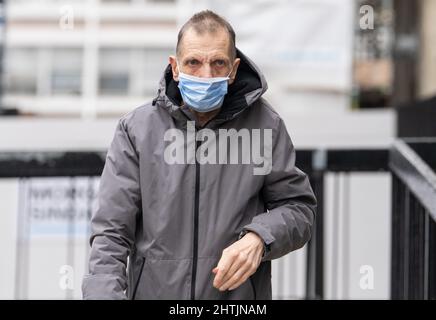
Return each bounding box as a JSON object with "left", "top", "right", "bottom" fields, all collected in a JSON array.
[
  {"left": 131, "top": 257, "right": 146, "bottom": 300},
  {"left": 191, "top": 138, "right": 201, "bottom": 300}
]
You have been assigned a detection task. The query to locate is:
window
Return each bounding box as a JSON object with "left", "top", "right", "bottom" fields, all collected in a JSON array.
[
  {"left": 3, "top": 48, "right": 38, "bottom": 95},
  {"left": 51, "top": 49, "right": 83, "bottom": 95},
  {"left": 99, "top": 48, "right": 130, "bottom": 95},
  {"left": 142, "top": 47, "right": 173, "bottom": 96}
]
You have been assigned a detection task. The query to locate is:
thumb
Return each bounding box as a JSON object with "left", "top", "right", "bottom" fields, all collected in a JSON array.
[{"left": 212, "top": 267, "right": 218, "bottom": 274}]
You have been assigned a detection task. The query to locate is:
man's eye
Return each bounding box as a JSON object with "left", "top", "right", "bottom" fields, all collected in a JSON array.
[
  {"left": 214, "top": 60, "right": 225, "bottom": 66},
  {"left": 188, "top": 60, "right": 199, "bottom": 66}
]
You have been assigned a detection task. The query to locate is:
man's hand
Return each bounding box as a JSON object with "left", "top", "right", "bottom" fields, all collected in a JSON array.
[{"left": 212, "top": 232, "right": 264, "bottom": 292}]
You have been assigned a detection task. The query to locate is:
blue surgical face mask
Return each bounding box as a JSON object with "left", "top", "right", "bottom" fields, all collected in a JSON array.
[{"left": 177, "top": 62, "right": 233, "bottom": 113}]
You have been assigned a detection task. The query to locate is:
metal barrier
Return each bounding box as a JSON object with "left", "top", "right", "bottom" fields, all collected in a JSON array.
[
  {"left": 1, "top": 141, "right": 435, "bottom": 299},
  {"left": 0, "top": 152, "right": 106, "bottom": 178},
  {"left": 390, "top": 138, "right": 436, "bottom": 299},
  {"left": 296, "top": 149, "right": 389, "bottom": 299}
]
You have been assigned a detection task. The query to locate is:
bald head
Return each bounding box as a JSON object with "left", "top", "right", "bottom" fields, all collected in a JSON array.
[{"left": 176, "top": 10, "right": 237, "bottom": 61}]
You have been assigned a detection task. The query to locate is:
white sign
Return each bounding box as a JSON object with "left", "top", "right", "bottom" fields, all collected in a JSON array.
[
  {"left": 22, "top": 177, "right": 99, "bottom": 238},
  {"left": 207, "top": 0, "right": 355, "bottom": 92}
]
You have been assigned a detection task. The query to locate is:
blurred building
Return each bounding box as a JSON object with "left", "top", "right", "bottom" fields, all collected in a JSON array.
[{"left": 3, "top": 0, "right": 177, "bottom": 117}]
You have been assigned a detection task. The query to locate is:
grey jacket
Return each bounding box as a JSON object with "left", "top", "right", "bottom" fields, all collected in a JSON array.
[{"left": 82, "top": 49, "right": 317, "bottom": 300}]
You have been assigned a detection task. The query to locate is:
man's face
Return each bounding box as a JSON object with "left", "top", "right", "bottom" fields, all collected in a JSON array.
[{"left": 170, "top": 27, "right": 240, "bottom": 85}]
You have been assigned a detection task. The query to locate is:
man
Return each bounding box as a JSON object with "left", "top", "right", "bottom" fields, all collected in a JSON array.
[{"left": 82, "top": 10, "right": 316, "bottom": 300}]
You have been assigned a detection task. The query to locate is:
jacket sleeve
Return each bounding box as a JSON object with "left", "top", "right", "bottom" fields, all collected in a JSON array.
[
  {"left": 241, "top": 118, "right": 317, "bottom": 261},
  {"left": 82, "top": 118, "right": 141, "bottom": 299}
]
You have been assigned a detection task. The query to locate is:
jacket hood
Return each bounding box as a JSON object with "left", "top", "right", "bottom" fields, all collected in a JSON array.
[{"left": 153, "top": 48, "right": 268, "bottom": 126}]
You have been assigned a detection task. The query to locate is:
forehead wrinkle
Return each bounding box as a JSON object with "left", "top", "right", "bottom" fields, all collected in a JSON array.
[{"left": 178, "top": 29, "right": 232, "bottom": 60}]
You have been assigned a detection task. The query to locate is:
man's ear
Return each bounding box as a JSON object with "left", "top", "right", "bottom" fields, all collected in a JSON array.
[
  {"left": 169, "top": 55, "right": 179, "bottom": 81},
  {"left": 228, "top": 58, "right": 241, "bottom": 85}
]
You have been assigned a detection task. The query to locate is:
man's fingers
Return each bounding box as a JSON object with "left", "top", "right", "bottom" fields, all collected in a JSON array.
[
  {"left": 228, "top": 262, "right": 258, "bottom": 291},
  {"left": 219, "top": 251, "right": 258, "bottom": 291},
  {"left": 213, "top": 236, "right": 264, "bottom": 291},
  {"left": 228, "top": 274, "right": 251, "bottom": 291},
  {"left": 213, "top": 249, "right": 237, "bottom": 288},
  {"left": 218, "top": 261, "right": 252, "bottom": 291},
  {"left": 218, "top": 252, "right": 247, "bottom": 286},
  {"left": 213, "top": 262, "right": 230, "bottom": 287}
]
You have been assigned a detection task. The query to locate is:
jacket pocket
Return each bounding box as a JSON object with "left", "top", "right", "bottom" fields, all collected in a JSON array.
[{"left": 131, "top": 257, "right": 146, "bottom": 300}]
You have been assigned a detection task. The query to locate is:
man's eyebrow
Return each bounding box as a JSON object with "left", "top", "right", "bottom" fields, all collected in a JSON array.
[
  {"left": 182, "top": 55, "right": 203, "bottom": 62},
  {"left": 181, "top": 55, "right": 230, "bottom": 64},
  {"left": 210, "top": 56, "right": 230, "bottom": 63},
  {"left": 212, "top": 57, "right": 229, "bottom": 61},
  {"left": 209, "top": 54, "right": 229, "bottom": 60}
]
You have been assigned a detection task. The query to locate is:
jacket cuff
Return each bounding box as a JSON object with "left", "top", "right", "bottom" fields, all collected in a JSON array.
[
  {"left": 82, "top": 274, "right": 128, "bottom": 300},
  {"left": 239, "top": 223, "right": 275, "bottom": 259}
]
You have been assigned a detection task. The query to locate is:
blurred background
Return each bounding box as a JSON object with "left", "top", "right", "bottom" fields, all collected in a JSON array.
[{"left": 0, "top": 0, "right": 435, "bottom": 300}]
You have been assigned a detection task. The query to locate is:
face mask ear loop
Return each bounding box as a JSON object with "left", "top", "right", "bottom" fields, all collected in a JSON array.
[
  {"left": 227, "top": 62, "right": 236, "bottom": 80},
  {"left": 176, "top": 59, "right": 183, "bottom": 76}
]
